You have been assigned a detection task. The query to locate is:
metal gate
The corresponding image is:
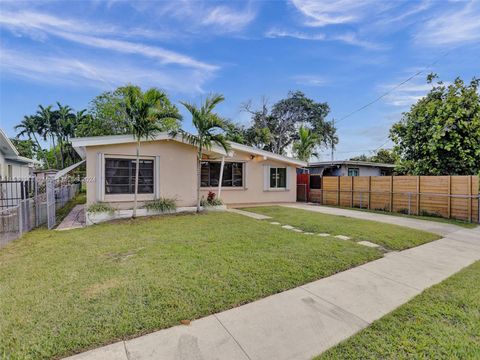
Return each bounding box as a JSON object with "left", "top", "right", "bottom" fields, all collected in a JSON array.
[{"left": 46, "top": 178, "right": 56, "bottom": 229}]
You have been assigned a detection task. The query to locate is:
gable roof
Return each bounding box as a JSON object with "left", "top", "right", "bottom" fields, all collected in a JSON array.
[
  {"left": 0, "top": 128, "right": 39, "bottom": 165},
  {"left": 71, "top": 133, "right": 307, "bottom": 167}
]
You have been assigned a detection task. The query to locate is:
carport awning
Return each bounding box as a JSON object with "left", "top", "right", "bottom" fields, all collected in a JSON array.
[{"left": 54, "top": 160, "right": 86, "bottom": 180}]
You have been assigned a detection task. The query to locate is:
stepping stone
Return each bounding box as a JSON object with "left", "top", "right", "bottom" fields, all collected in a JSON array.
[
  {"left": 317, "top": 233, "right": 330, "bottom": 237},
  {"left": 358, "top": 240, "right": 380, "bottom": 248},
  {"left": 282, "top": 225, "right": 294, "bottom": 230},
  {"left": 335, "top": 235, "right": 351, "bottom": 241},
  {"left": 291, "top": 228, "right": 303, "bottom": 233},
  {"left": 270, "top": 222, "right": 281, "bottom": 225},
  {"left": 304, "top": 232, "right": 314, "bottom": 235}
]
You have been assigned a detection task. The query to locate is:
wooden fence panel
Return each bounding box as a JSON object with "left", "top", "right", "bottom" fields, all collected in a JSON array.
[{"left": 309, "top": 175, "right": 479, "bottom": 223}]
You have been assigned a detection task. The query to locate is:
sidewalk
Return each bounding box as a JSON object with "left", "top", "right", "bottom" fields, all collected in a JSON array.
[
  {"left": 281, "top": 203, "right": 465, "bottom": 236},
  {"left": 56, "top": 204, "right": 85, "bottom": 231},
  {"left": 65, "top": 225, "right": 479, "bottom": 360}
]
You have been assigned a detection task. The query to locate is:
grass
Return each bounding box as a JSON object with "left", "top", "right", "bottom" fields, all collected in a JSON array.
[
  {"left": 244, "top": 206, "right": 440, "bottom": 250},
  {"left": 325, "top": 205, "right": 478, "bottom": 229},
  {"left": 317, "top": 260, "right": 480, "bottom": 359},
  {"left": 0, "top": 212, "right": 381, "bottom": 359}
]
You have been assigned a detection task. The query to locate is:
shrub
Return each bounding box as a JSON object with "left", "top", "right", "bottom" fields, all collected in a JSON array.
[
  {"left": 200, "top": 191, "right": 223, "bottom": 207},
  {"left": 87, "top": 202, "right": 115, "bottom": 214},
  {"left": 144, "top": 198, "right": 177, "bottom": 213}
]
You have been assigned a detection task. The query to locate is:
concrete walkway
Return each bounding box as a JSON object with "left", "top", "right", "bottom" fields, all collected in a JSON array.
[
  {"left": 65, "top": 225, "right": 479, "bottom": 360},
  {"left": 282, "top": 203, "right": 465, "bottom": 235},
  {"left": 56, "top": 204, "right": 86, "bottom": 231}
]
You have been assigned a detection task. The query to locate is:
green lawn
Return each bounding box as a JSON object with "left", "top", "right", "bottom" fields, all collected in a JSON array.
[
  {"left": 324, "top": 205, "right": 478, "bottom": 229},
  {"left": 317, "top": 260, "right": 480, "bottom": 359},
  {"left": 244, "top": 206, "right": 440, "bottom": 250},
  {"left": 0, "top": 212, "right": 381, "bottom": 359}
]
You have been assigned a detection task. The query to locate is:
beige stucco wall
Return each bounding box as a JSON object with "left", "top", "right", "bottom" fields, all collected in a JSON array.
[{"left": 85, "top": 139, "right": 297, "bottom": 208}]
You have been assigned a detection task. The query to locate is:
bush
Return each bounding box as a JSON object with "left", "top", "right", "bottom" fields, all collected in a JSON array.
[
  {"left": 87, "top": 202, "right": 115, "bottom": 214},
  {"left": 200, "top": 191, "right": 223, "bottom": 207},
  {"left": 144, "top": 198, "right": 177, "bottom": 213}
]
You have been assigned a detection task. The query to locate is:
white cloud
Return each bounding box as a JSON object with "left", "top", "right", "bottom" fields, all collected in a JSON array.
[
  {"left": 380, "top": 82, "right": 435, "bottom": 107},
  {"left": 415, "top": 2, "right": 480, "bottom": 46},
  {"left": 0, "top": 47, "right": 211, "bottom": 94},
  {"left": 292, "top": 75, "right": 327, "bottom": 86},
  {"left": 290, "top": 0, "right": 375, "bottom": 27},
  {"left": 265, "top": 28, "right": 326, "bottom": 40},
  {"left": 201, "top": 5, "right": 256, "bottom": 32},
  {"left": 0, "top": 10, "right": 217, "bottom": 71}
]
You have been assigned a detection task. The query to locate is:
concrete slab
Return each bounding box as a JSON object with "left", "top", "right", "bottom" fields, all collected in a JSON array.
[
  {"left": 281, "top": 204, "right": 464, "bottom": 235},
  {"left": 357, "top": 241, "right": 380, "bottom": 248},
  {"left": 304, "top": 232, "right": 314, "bottom": 235},
  {"left": 282, "top": 225, "right": 294, "bottom": 230},
  {"left": 216, "top": 287, "right": 368, "bottom": 360},
  {"left": 317, "top": 233, "right": 330, "bottom": 237},
  {"left": 270, "top": 221, "right": 281, "bottom": 225},
  {"left": 125, "top": 315, "right": 249, "bottom": 360},
  {"left": 64, "top": 342, "right": 127, "bottom": 360},
  {"left": 359, "top": 252, "right": 455, "bottom": 290},
  {"left": 227, "top": 209, "right": 272, "bottom": 220},
  {"left": 335, "top": 235, "right": 350, "bottom": 240},
  {"left": 291, "top": 228, "right": 303, "bottom": 232},
  {"left": 445, "top": 230, "right": 480, "bottom": 248},
  {"left": 302, "top": 267, "right": 420, "bottom": 323},
  {"left": 56, "top": 204, "right": 86, "bottom": 231}
]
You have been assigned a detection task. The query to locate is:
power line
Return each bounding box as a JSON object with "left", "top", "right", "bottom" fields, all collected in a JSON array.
[{"left": 335, "top": 49, "right": 451, "bottom": 126}]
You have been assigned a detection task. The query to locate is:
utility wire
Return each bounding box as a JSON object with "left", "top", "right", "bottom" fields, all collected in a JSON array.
[{"left": 335, "top": 49, "right": 451, "bottom": 126}]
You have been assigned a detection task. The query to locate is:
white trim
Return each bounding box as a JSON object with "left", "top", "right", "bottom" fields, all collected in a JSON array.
[
  {"left": 218, "top": 156, "right": 225, "bottom": 198},
  {"left": 96, "top": 152, "right": 104, "bottom": 201},
  {"left": 71, "top": 133, "right": 307, "bottom": 167},
  {"left": 155, "top": 156, "right": 160, "bottom": 199}
]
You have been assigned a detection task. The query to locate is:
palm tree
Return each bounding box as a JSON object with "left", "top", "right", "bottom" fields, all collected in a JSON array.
[
  {"left": 15, "top": 115, "right": 50, "bottom": 167},
  {"left": 293, "top": 126, "right": 318, "bottom": 162},
  {"left": 34, "top": 105, "right": 60, "bottom": 169},
  {"left": 175, "top": 94, "right": 230, "bottom": 213},
  {"left": 55, "top": 102, "right": 75, "bottom": 169},
  {"left": 124, "top": 85, "right": 181, "bottom": 217}
]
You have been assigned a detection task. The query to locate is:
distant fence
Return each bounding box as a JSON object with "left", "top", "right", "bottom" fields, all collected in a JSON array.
[
  {"left": 305, "top": 175, "right": 479, "bottom": 223},
  {"left": 0, "top": 177, "right": 80, "bottom": 248}
]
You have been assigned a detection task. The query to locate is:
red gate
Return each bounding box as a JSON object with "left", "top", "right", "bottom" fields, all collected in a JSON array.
[{"left": 296, "top": 174, "right": 310, "bottom": 202}]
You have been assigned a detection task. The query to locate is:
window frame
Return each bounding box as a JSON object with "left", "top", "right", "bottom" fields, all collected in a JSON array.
[
  {"left": 347, "top": 167, "right": 359, "bottom": 177},
  {"left": 104, "top": 157, "right": 155, "bottom": 195},
  {"left": 269, "top": 167, "right": 287, "bottom": 189},
  {"left": 200, "top": 161, "right": 244, "bottom": 188}
]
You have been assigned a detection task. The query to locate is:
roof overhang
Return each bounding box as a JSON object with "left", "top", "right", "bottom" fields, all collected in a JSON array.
[
  {"left": 71, "top": 133, "right": 307, "bottom": 167},
  {"left": 308, "top": 160, "right": 395, "bottom": 168}
]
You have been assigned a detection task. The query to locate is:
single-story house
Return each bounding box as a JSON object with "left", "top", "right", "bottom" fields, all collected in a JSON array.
[
  {"left": 307, "top": 160, "right": 395, "bottom": 177},
  {"left": 0, "top": 128, "right": 38, "bottom": 179},
  {"left": 71, "top": 133, "right": 306, "bottom": 208}
]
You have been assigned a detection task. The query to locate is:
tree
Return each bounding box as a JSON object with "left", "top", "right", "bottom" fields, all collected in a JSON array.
[
  {"left": 292, "top": 126, "right": 318, "bottom": 162},
  {"left": 350, "top": 149, "right": 396, "bottom": 164},
  {"left": 123, "top": 85, "right": 181, "bottom": 217},
  {"left": 223, "top": 119, "right": 247, "bottom": 144},
  {"left": 390, "top": 75, "right": 480, "bottom": 175},
  {"left": 15, "top": 115, "right": 49, "bottom": 167},
  {"left": 34, "top": 105, "right": 60, "bottom": 169},
  {"left": 10, "top": 138, "right": 37, "bottom": 159},
  {"left": 54, "top": 102, "right": 75, "bottom": 169},
  {"left": 174, "top": 94, "right": 230, "bottom": 213},
  {"left": 242, "top": 91, "right": 337, "bottom": 154}
]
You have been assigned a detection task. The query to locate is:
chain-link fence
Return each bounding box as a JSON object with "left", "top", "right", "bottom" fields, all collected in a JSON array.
[{"left": 0, "top": 177, "right": 80, "bottom": 248}]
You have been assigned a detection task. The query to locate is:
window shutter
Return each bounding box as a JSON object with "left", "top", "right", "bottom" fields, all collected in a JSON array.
[
  {"left": 155, "top": 156, "right": 160, "bottom": 199},
  {"left": 286, "top": 166, "right": 292, "bottom": 190},
  {"left": 263, "top": 164, "right": 270, "bottom": 191}
]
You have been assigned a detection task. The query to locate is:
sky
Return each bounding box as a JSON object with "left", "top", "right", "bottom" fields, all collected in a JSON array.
[{"left": 0, "top": 0, "right": 479, "bottom": 160}]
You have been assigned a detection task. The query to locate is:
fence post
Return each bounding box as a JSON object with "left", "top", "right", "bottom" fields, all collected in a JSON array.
[
  {"left": 468, "top": 175, "right": 472, "bottom": 223},
  {"left": 448, "top": 175, "right": 452, "bottom": 219},
  {"left": 337, "top": 177, "right": 340, "bottom": 206},
  {"left": 360, "top": 191, "right": 363, "bottom": 209},
  {"left": 18, "top": 201, "right": 23, "bottom": 237},
  {"left": 34, "top": 179, "right": 39, "bottom": 227},
  {"left": 368, "top": 176, "right": 371, "bottom": 210},
  {"left": 390, "top": 176, "right": 394, "bottom": 213},
  {"left": 408, "top": 192, "right": 411, "bottom": 215},
  {"left": 350, "top": 177, "right": 354, "bottom": 207},
  {"left": 320, "top": 177, "right": 323, "bottom": 205},
  {"left": 416, "top": 176, "right": 420, "bottom": 215}
]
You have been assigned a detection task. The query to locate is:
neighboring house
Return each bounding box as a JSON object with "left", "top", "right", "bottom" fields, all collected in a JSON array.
[
  {"left": 33, "top": 169, "right": 58, "bottom": 180},
  {"left": 0, "top": 129, "right": 38, "bottom": 179},
  {"left": 71, "top": 133, "right": 306, "bottom": 208},
  {"left": 307, "top": 160, "right": 395, "bottom": 177}
]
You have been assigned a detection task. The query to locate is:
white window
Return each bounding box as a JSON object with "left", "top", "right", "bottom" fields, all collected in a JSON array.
[
  {"left": 348, "top": 168, "right": 359, "bottom": 176},
  {"left": 270, "top": 167, "right": 287, "bottom": 188},
  {"left": 7, "top": 165, "right": 13, "bottom": 178}
]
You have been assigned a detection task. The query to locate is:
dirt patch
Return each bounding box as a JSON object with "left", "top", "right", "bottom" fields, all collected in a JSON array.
[{"left": 83, "top": 278, "right": 124, "bottom": 299}]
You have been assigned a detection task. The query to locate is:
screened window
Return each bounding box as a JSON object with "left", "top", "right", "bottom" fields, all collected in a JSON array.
[
  {"left": 270, "top": 167, "right": 287, "bottom": 188},
  {"left": 201, "top": 162, "right": 243, "bottom": 187},
  {"left": 348, "top": 168, "right": 359, "bottom": 176},
  {"left": 105, "top": 158, "right": 154, "bottom": 194}
]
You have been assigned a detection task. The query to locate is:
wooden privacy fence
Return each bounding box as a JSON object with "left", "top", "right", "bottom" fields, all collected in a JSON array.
[{"left": 308, "top": 175, "right": 479, "bottom": 223}]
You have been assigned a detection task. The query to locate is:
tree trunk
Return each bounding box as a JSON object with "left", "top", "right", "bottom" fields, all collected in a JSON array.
[
  {"left": 32, "top": 133, "right": 50, "bottom": 168},
  {"left": 51, "top": 135, "right": 59, "bottom": 169},
  {"left": 196, "top": 146, "right": 202, "bottom": 213},
  {"left": 58, "top": 137, "right": 65, "bottom": 169},
  {"left": 133, "top": 141, "right": 140, "bottom": 218}
]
